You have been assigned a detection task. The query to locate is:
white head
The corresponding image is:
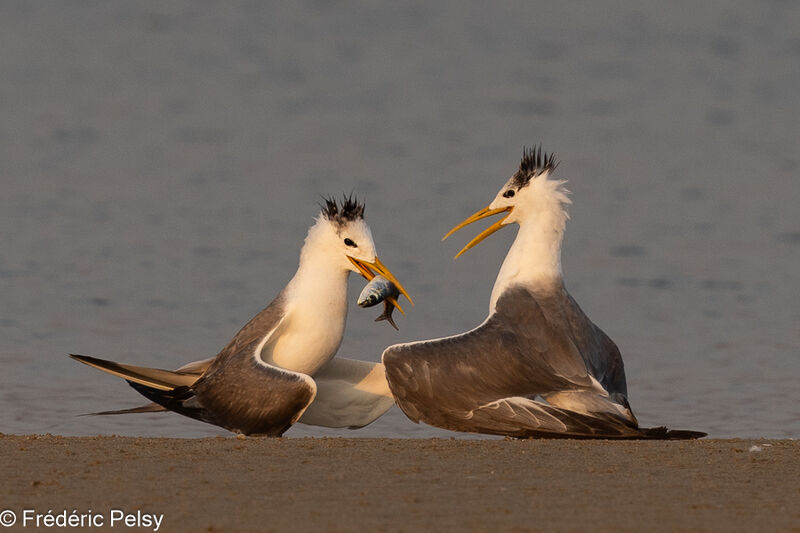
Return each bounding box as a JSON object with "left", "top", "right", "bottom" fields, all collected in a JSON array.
[
  {"left": 301, "top": 195, "right": 412, "bottom": 303},
  {"left": 444, "top": 146, "right": 571, "bottom": 258}
]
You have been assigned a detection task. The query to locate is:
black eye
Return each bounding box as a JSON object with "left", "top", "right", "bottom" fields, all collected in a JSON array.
[
  {"left": 503, "top": 189, "right": 515, "bottom": 198},
  {"left": 344, "top": 238, "right": 357, "bottom": 248}
]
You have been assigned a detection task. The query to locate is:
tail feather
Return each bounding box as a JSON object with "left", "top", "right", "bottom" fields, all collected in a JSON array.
[
  {"left": 81, "top": 402, "right": 168, "bottom": 416},
  {"left": 127, "top": 382, "right": 209, "bottom": 423},
  {"left": 641, "top": 426, "right": 707, "bottom": 439},
  {"left": 69, "top": 354, "right": 198, "bottom": 391},
  {"left": 70, "top": 353, "right": 212, "bottom": 425}
]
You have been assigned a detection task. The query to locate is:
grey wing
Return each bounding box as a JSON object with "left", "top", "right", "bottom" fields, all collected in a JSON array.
[
  {"left": 384, "top": 289, "right": 592, "bottom": 422},
  {"left": 190, "top": 341, "right": 317, "bottom": 436},
  {"left": 563, "top": 292, "right": 628, "bottom": 398},
  {"left": 209, "top": 290, "right": 290, "bottom": 369},
  {"left": 127, "top": 347, "right": 316, "bottom": 436},
  {"left": 383, "top": 287, "right": 637, "bottom": 437},
  {"left": 132, "top": 292, "right": 316, "bottom": 436},
  {"left": 464, "top": 397, "right": 644, "bottom": 438}
]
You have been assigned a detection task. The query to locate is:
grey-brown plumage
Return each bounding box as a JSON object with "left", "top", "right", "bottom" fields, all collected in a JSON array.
[
  {"left": 383, "top": 285, "right": 704, "bottom": 439},
  {"left": 187, "top": 294, "right": 315, "bottom": 435},
  {"left": 73, "top": 292, "right": 315, "bottom": 436}
]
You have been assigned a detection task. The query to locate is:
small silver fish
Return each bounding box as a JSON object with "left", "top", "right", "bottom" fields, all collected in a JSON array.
[{"left": 357, "top": 275, "right": 402, "bottom": 330}]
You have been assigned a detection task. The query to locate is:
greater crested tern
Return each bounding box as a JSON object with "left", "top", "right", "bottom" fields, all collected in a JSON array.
[
  {"left": 383, "top": 147, "right": 705, "bottom": 439},
  {"left": 72, "top": 196, "right": 411, "bottom": 436}
]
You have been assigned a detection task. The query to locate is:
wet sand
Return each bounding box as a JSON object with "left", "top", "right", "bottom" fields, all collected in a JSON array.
[{"left": 0, "top": 435, "right": 797, "bottom": 532}]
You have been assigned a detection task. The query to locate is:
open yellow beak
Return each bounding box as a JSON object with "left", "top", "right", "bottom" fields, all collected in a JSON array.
[
  {"left": 442, "top": 205, "right": 513, "bottom": 258},
  {"left": 347, "top": 256, "right": 413, "bottom": 312}
]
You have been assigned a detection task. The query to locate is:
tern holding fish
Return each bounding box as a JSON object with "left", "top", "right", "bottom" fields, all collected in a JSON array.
[
  {"left": 71, "top": 196, "right": 411, "bottom": 436},
  {"left": 383, "top": 147, "right": 705, "bottom": 439}
]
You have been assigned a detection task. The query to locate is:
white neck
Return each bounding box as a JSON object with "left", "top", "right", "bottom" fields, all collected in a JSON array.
[
  {"left": 489, "top": 204, "right": 566, "bottom": 312},
  {"left": 288, "top": 244, "right": 350, "bottom": 307},
  {"left": 266, "top": 237, "right": 351, "bottom": 375}
]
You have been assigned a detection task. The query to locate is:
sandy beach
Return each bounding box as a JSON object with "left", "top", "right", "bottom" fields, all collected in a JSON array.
[{"left": 0, "top": 435, "right": 797, "bottom": 532}]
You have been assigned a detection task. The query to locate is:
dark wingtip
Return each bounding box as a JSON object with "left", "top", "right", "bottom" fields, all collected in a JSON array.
[
  {"left": 69, "top": 353, "right": 95, "bottom": 364},
  {"left": 84, "top": 404, "right": 167, "bottom": 416},
  {"left": 665, "top": 429, "right": 707, "bottom": 439},
  {"left": 642, "top": 426, "right": 707, "bottom": 439}
]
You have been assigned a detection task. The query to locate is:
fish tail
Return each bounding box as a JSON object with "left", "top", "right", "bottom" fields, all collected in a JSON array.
[{"left": 376, "top": 312, "right": 399, "bottom": 330}]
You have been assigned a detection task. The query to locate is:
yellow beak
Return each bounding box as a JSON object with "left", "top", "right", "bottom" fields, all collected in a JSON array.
[
  {"left": 347, "top": 255, "right": 413, "bottom": 311},
  {"left": 442, "top": 205, "right": 513, "bottom": 258}
]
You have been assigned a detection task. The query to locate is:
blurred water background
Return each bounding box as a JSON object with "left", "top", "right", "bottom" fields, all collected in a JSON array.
[{"left": 1, "top": 1, "right": 797, "bottom": 439}]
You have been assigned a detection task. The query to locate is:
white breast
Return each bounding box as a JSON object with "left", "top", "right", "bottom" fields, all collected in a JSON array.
[{"left": 261, "top": 268, "right": 349, "bottom": 376}]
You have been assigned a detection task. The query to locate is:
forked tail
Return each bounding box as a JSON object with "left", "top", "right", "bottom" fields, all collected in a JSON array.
[{"left": 69, "top": 353, "right": 202, "bottom": 418}]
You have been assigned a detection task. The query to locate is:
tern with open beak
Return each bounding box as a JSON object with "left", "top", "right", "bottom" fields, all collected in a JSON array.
[
  {"left": 383, "top": 147, "right": 704, "bottom": 439},
  {"left": 71, "top": 195, "right": 411, "bottom": 436}
]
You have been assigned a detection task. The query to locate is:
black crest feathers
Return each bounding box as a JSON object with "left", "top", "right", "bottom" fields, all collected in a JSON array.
[
  {"left": 512, "top": 145, "right": 559, "bottom": 188},
  {"left": 320, "top": 194, "right": 365, "bottom": 223}
]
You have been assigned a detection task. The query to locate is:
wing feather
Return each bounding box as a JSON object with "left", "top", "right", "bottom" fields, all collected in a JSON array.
[
  {"left": 188, "top": 301, "right": 318, "bottom": 436},
  {"left": 72, "top": 291, "right": 316, "bottom": 436},
  {"left": 69, "top": 354, "right": 199, "bottom": 390},
  {"left": 383, "top": 286, "right": 638, "bottom": 437}
]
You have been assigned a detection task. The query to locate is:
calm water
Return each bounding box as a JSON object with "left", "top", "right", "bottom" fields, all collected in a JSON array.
[{"left": 1, "top": 1, "right": 798, "bottom": 439}]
